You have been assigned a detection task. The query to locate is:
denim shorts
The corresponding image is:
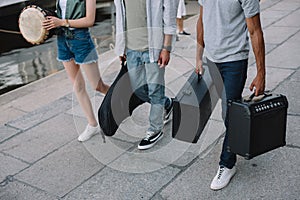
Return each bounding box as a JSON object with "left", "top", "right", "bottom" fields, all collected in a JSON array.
[{"left": 56, "top": 28, "right": 98, "bottom": 64}]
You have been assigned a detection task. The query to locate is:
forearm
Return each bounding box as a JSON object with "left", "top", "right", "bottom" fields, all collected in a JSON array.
[
  {"left": 250, "top": 29, "right": 266, "bottom": 77},
  {"left": 163, "top": 34, "right": 172, "bottom": 48},
  {"left": 67, "top": 17, "right": 95, "bottom": 28},
  {"left": 196, "top": 6, "right": 204, "bottom": 60},
  {"left": 246, "top": 14, "right": 266, "bottom": 77},
  {"left": 246, "top": 14, "right": 266, "bottom": 94},
  {"left": 196, "top": 28, "right": 204, "bottom": 61}
]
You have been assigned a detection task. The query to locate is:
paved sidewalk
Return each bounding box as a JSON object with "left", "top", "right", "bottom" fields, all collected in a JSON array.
[{"left": 0, "top": 0, "right": 300, "bottom": 199}]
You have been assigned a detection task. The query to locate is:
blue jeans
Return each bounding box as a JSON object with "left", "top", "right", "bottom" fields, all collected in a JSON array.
[
  {"left": 126, "top": 49, "right": 171, "bottom": 133},
  {"left": 57, "top": 28, "right": 98, "bottom": 64},
  {"left": 215, "top": 59, "right": 248, "bottom": 169}
]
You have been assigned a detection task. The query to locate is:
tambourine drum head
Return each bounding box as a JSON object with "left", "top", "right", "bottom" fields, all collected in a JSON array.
[{"left": 19, "top": 7, "right": 48, "bottom": 45}]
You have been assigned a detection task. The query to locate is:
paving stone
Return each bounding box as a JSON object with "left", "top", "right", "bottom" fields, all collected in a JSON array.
[
  {"left": 0, "top": 180, "right": 57, "bottom": 200},
  {"left": 166, "top": 78, "right": 187, "bottom": 99},
  {"left": 266, "top": 31, "right": 300, "bottom": 69},
  {"left": 115, "top": 119, "right": 148, "bottom": 144},
  {"left": 274, "top": 8, "right": 300, "bottom": 27},
  {"left": 9, "top": 74, "right": 71, "bottom": 113},
  {"left": 65, "top": 95, "right": 104, "bottom": 119},
  {"left": 197, "top": 120, "right": 225, "bottom": 158},
  {"left": 260, "top": 0, "right": 282, "bottom": 11},
  {"left": 165, "top": 57, "right": 193, "bottom": 85},
  {"left": 168, "top": 55, "right": 194, "bottom": 73},
  {"left": 16, "top": 141, "right": 105, "bottom": 198},
  {"left": 0, "top": 83, "right": 34, "bottom": 108},
  {"left": 79, "top": 132, "right": 135, "bottom": 167},
  {"left": 6, "top": 97, "right": 73, "bottom": 131},
  {"left": 174, "top": 36, "right": 197, "bottom": 59},
  {"left": 289, "top": 68, "right": 300, "bottom": 82},
  {"left": 261, "top": 9, "right": 291, "bottom": 22},
  {"left": 210, "top": 100, "right": 223, "bottom": 121},
  {"left": 245, "top": 66, "right": 294, "bottom": 91},
  {"left": 261, "top": 18, "right": 277, "bottom": 29},
  {"left": 63, "top": 165, "right": 180, "bottom": 200},
  {"left": 97, "top": 49, "right": 118, "bottom": 73},
  {"left": 98, "top": 59, "right": 122, "bottom": 84},
  {"left": 107, "top": 147, "right": 182, "bottom": 174},
  {"left": 173, "top": 14, "right": 198, "bottom": 59},
  {"left": 269, "top": 0, "right": 300, "bottom": 11},
  {"left": 274, "top": 79, "right": 300, "bottom": 115},
  {"left": 56, "top": 84, "right": 102, "bottom": 108},
  {"left": 0, "top": 70, "right": 70, "bottom": 111},
  {"left": 160, "top": 144, "right": 221, "bottom": 200},
  {"left": 160, "top": 145, "right": 300, "bottom": 200},
  {"left": 263, "top": 26, "right": 299, "bottom": 44},
  {"left": 135, "top": 138, "right": 192, "bottom": 169},
  {"left": 260, "top": 9, "right": 291, "bottom": 28},
  {"left": 113, "top": 104, "right": 150, "bottom": 143},
  {"left": 107, "top": 119, "right": 224, "bottom": 172},
  {"left": 150, "top": 193, "right": 165, "bottom": 200},
  {"left": 0, "top": 125, "right": 20, "bottom": 144},
  {"left": 286, "top": 115, "right": 300, "bottom": 147},
  {"left": 0, "top": 114, "right": 82, "bottom": 163},
  {"left": 0, "top": 153, "right": 28, "bottom": 182},
  {"left": 172, "top": 119, "right": 225, "bottom": 167},
  {"left": 0, "top": 105, "right": 26, "bottom": 126}
]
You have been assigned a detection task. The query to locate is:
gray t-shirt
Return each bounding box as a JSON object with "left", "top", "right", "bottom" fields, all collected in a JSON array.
[
  {"left": 198, "top": 0, "right": 260, "bottom": 62},
  {"left": 124, "top": 0, "right": 148, "bottom": 51}
]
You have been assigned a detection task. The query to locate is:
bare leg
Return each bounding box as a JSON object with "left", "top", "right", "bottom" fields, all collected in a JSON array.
[
  {"left": 81, "top": 62, "right": 110, "bottom": 94},
  {"left": 63, "top": 60, "right": 98, "bottom": 126},
  {"left": 177, "top": 18, "right": 184, "bottom": 33}
]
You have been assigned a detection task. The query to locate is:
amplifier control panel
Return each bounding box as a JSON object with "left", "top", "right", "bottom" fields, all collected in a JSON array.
[{"left": 252, "top": 99, "right": 286, "bottom": 114}]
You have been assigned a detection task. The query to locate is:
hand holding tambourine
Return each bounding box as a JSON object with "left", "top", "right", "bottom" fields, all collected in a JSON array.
[{"left": 19, "top": 5, "right": 57, "bottom": 45}]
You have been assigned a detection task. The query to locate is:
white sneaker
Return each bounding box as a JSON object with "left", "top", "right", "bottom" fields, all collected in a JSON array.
[
  {"left": 210, "top": 166, "right": 236, "bottom": 190},
  {"left": 78, "top": 124, "right": 100, "bottom": 142}
]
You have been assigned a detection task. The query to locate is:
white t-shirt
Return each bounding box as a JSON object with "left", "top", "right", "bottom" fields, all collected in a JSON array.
[{"left": 59, "top": 0, "right": 67, "bottom": 19}]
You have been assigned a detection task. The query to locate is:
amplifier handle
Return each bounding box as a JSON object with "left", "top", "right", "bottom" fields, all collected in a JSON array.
[{"left": 243, "top": 91, "right": 271, "bottom": 102}]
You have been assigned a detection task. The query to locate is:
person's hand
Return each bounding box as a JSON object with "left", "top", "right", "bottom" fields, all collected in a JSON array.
[
  {"left": 250, "top": 73, "right": 265, "bottom": 96},
  {"left": 43, "top": 16, "right": 64, "bottom": 30},
  {"left": 195, "top": 58, "right": 204, "bottom": 75},
  {"left": 158, "top": 49, "right": 170, "bottom": 68}
]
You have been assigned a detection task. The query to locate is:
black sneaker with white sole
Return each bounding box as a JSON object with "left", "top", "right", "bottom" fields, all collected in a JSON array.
[
  {"left": 138, "top": 131, "right": 164, "bottom": 150},
  {"left": 178, "top": 30, "right": 191, "bottom": 36},
  {"left": 164, "top": 98, "right": 173, "bottom": 124}
]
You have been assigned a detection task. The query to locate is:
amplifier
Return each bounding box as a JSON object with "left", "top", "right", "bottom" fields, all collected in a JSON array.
[{"left": 227, "top": 93, "right": 288, "bottom": 159}]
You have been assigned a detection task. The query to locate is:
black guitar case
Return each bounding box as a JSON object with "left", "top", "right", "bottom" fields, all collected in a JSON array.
[{"left": 172, "top": 60, "right": 223, "bottom": 143}]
